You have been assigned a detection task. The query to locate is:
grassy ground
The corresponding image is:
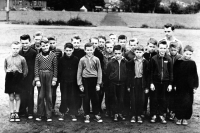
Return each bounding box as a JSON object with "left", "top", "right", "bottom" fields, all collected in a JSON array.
[{"left": 0, "top": 24, "right": 200, "bottom": 133}]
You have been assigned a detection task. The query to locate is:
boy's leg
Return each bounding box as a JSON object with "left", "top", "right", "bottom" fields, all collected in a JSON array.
[
  {"left": 27, "top": 86, "right": 34, "bottom": 116},
  {"left": 150, "top": 84, "right": 158, "bottom": 117},
  {"left": 117, "top": 84, "right": 125, "bottom": 115},
  {"left": 109, "top": 82, "right": 118, "bottom": 115},
  {"left": 130, "top": 86, "right": 137, "bottom": 117},
  {"left": 52, "top": 83, "right": 58, "bottom": 111},
  {"left": 9, "top": 94, "right": 15, "bottom": 113},
  {"left": 59, "top": 81, "right": 68, "bottom": 114},
  {"left": 104, "top": 83, "right": 111, "bottom": 115},
  {"left": 45, "top": 72, "right": 53, "bottom": 118},
  {"left": 135, "top": 78, "right": 144, "bottom": 116},
  {"left": 37, "top": 72, "right": 45, "bottom": 117},
  {"left": 99, "top": 86, "right": 105, "bottom": 112},
  {"left": 19, "top": 90, "right": 28, "bottom": 116},
  {"left": 15, "top": 94, "right": 21, "bottom": 113},
  {"left": 82, "top": 78, "right": 90, "bottom": 115},
  {"left": 123, "top": 87, "right": 130, "bottom": 116}
]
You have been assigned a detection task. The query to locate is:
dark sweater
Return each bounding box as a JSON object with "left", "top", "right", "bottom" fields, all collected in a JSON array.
[
  {"left": 58, "top": 54, "right": 79, "bottom": 82},
  {"left": 143, "top": 51, "right": 157, "bottom": 62},
  {"left": 94, "top": 48, "right": 104, "bottom": 69},
  {"left": 73, "top": 48, "right": 86, "bottom": 60}
]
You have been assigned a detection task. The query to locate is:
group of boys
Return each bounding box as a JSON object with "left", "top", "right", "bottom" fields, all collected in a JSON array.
[{"left": 6, "top": 23, "right": 192, "bottom": 125}]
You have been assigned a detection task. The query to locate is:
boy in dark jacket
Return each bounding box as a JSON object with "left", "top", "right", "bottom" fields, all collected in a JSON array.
[
  {"left": 58, "top": 43, "right": 79, "bottom": 121},
  {"left": 150, "top": 40, "right": 173, "bottom": 124},
  {"left": 127, "top": 45, "right": 149, "bottom": 123},
  {"left": 106, "top": 45, "right": 127, "bottom": 122}
]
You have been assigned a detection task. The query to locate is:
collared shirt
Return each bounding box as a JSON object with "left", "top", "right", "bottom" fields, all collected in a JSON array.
[
  {"left": 4, "top": 54, "right": 28, "bottom": 77},
  {"left": 134, "top": 57, "right": 143, "bottom": 78}
]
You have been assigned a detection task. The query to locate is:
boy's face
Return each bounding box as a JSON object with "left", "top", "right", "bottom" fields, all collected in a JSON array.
[
  {"left": 148, "top": 43, "right": 156, "bottom": 53},
  {"left": 72, "top": 39, "right": 81, "bottom": 49},
  {"left": 114, "top": 50, "right": 122, "bottom": 60},
  {"left": 11, "top": 44, "right": 21, "bottom": 56},
  {"left": 49, "top": 40, "right": 57, "bottom": 48},
  {"left": 106, "top": 43, "right": 114, "bottom": 54},
  {"left": 118, "top": 39, "right": 127, "bottom": 48},
  {"left": 64, "top": 47, "right": 74, "bottom": 57},
  {"left": 158, "top": 44, "right": 167, "bottom": 57},
  {"left": 34, "top": 35, "right": 42, "bottom": 43},
  {"left": 99, "top": 38, "right": 106, "bottom": 48},
  {"left": 91, "top": 38, "right": 99, "bottom": 48},
  {"left": 41, "top": 42, "right": 50, "bottom": 52},
  {"left": 183, "top": 50, "right": 193, "bottom": 60},
  {"left": 164, "top": 27, "right": 174, "bottom": 38},
  {"left": 129, "top": 40, "right": 138, "bottom": 49},
  {"left": 21, "top": 39, "right": 31, "bottom": 51},
  {"left": 135, "top": 50, "right": 144, "bottom": 59},
  {"left": 85, "top": 46, "right": 94, "bottom": 57},
  {"left": 169, "top": 47, "right": 178, "bottom": 56},
  {"left": 110, "top": 35, "right": 117, "bottom": 44}
]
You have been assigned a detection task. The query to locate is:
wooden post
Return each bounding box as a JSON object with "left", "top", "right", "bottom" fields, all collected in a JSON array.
[{"left": 6, "top": 0, "right": 10, "bottom": 23}]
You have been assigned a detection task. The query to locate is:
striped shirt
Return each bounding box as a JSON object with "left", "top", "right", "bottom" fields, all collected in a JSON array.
[{"left": 35, "top": 51, "right": 57, "bottom": 82}]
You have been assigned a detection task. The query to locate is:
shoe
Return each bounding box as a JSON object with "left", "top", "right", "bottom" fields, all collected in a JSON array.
[
  {"left": 160, "top": 115, "right": 167, "bottom": 124},
  {"left": 36, "top": 117, "right": 42, "bottom": 121},
  {"left": 114, "top": 114, "right": 118, "bottom": 122},
  {"left": 118, "top": 114, "right": 125, "bottom": 120},
  {"left": 28, "top": 115, "right": 33, "bottom": 119},
  {"left": 137, "top": 116, "right": 143, "bottom": 123},
  {"left": 150, "top": 115, "right": 156, "bottom": 123},
  {"left": 182, "top": 119, "right": 188, "bottom": 125},
  {"left": 84, "top": 115, "right": 90, "bottom": 123},
  {"left": 130, "top": 116, "right": 136, "bottom": 123},
  {"left": 94, "top": 115, "right": 103, "bottom": 123},
  {"left": 9, "top": 113, "right": 15, "bottom": 122},
  {"left": 58, "top": 113, "right": 64, "bottom": 121},
  {"left": 15, "top": 112, "right": 20, "bottom": 122},
  {"left": 71, "top": 115, "right": 77, "bottom": 122},
  {"left": 176, "top": 119, "right": 182, "bottom": 125},
  {"left": 47, "top": 117, "right": 52, "bottom": 122},
  {"left": 169, "top": 112, "right": 175, "bottom": 121}
]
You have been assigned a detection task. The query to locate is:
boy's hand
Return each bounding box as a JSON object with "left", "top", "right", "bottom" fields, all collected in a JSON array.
[
  {"left": 167, "top": 85, "right": 172, "bottom": 92},
  {"left": 79, "top": 85, "right": 84, "bottom": 92},
  {"left": 52, "top": 81, "right": 56, "bottom": 86},
  {"left": 150, "top": 84, "right": 155, "bottom": 91},
  {"left": 127, "top": 88, "right": 130, "bottom": 92},
  {"left": 96, "top": 84, "right": 100, "bottom": 91},
  {"left": 36, "top": 81, "right": 41, "bottom": 87},
  {"left": 145, "top": 88, "right": 149, "bottom": 94}
]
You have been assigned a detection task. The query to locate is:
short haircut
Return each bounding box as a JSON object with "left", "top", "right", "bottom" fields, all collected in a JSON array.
[
  {"left": 11, "top": 41, "right": 20, "bottom": 46},
  {"left": 113, "top": 45, "right": 122, "bottom": 52},
  {"left": 34, "top": 31, "right": 43, "bottom": 38},
  {"left": 147, "top": 38, "right": 157, "bottom": 46},
  {"left": 105, "top": 41, "right": 113, "bottom": 46},
  {"left": 71, "top": 35, "right": 81, "bottom": 42},
  {"left": 129, "top": 38, "right": 139, "bottom": 44},
  {"left": 134, "top": 45, "right": 144, "bottom": 51},
  {"left": 118, "top": 35, "right": 127, "bottom": 41},
  {"left": 184, "top": 45, "right": 194, "bottom": 52},
  {"left": 48, "top": 36, "right": 56, "bottom": 41},
  {"left": 84, "top": 42, "right": 94, "bottom": 50},
  {"left": 89, "top": 37, "right": 99, "bottom": 42},
  {"left": 20, "top": 34, "right": 31, "bottom": 42},
  {"left": 169, "top": 41, "right": 179, "bottom": 49},
  {"left": 109, "top": 33, "right": 115, "bottom": 36},
  {"left": 98, "top": 35, "right": 106, "bottom": 41},
  {"left": 164, "top": 23, "right": 175, "bottom": 31},
  {"left": 40, "top": 37, "right": 49, "bottom": 43},
  {"left": 64, "top": 42, "right": 74, "bottom": 49},
  {"left": 158, "top": 40, "right": 168, "bottom": 47}
]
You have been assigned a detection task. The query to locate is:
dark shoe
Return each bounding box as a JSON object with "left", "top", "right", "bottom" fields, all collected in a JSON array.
[
  {"left": 150, "top": 115, "right": 156, "bottom": 123},
  {"left": 114, "top": 114, "right": 118, "bottom": 122},
  {"left": 58, "top": 113, "right": 64, "bottom": 121},
  {"left": 160, "top": 115, "right": 167, "bottom": 124},
  {"left": 130, "top": 116, "right": 136, "bottom": 123},
  {"left": 9, "top": 113, "right": 15, "bottom": 122},
  {"left": 118, "top": 114, "right": 125, "bottom": 120},
  {"left": 47, "top": 117, "right": 52, "bottom": 122},
  {"left": 28, "top": 115, "right": 34, "bottom": 119},
  {"left": 36, "top": 117, "right": 42, "bottom": 121},
  {"left": 169, "top": 112, "right": 175, "bottom": 121},
  {"left": 71, "top": 115, "right": 77, "bottom": 122},
  {"left": 176, "top": 119, "right": 182, "bottom": 125},
  {"left": 137, "top": 116, "right": 143, "bottom": 123},
  {"left": 84, "top": 115, "right": 90, "bottom": 123},
  {"left": 15, "top": 112, "right": 20, "bottom": 122},
  {"left": 94, "top": 115, "right": 103, "bottom": 123},
  {"left": 182, "top": 119, "right": 188, "bottom": 125}
]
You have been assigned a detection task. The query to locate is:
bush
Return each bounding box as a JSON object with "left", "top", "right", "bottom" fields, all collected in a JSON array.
[
  {"left": 174, "top": 23, "right": 186, "bottom": 29},
  {"left": 35, "top": 19, "right": 67, "bottom": 25},
  {"left": 141, "top": 24, "right": 149, "bottom": 28},
  {"left": 66, "top": 17, "right": 93, "bottom": 26}
]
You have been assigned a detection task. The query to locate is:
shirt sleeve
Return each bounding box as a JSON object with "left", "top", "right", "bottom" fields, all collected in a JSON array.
[
  {"left": 77, "top": 59, "right": 83, "bottom": 86},
  {"left": 22, "top": 57, "right": 28, "bottom": 77}
]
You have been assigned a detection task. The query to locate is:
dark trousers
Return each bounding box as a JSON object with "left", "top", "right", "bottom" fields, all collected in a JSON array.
[
  {"left": 19, "top": 87, "right": 34, "bottom": 115},
  {"left": 104, "top": 83, "right": 111, "bottom": 113},
  {"left": 130, "top": 78, "right": 145, "bottom": 116},
  {"left": 99, "top": 86, "right": 105, "bottom": 112},
  {"left": 150, "top": 82, "right": 168, "bottom": 117},
  {"left": 52, "top": 83, "right": 58, "bottom": 110},
  {"left": 166, "top": 85, "right": 175, "bottom": 113},
  {"left": 143, "top": 93, "right": 149, "bottom": 113},
  {"left": 82, "top": 77, "right": 100, "bottom": 115},
  {"left": 37, "top": 71, "right": 53, "bottom": 118},
  {"left": 59, "top": 81, "right": 79, "bottom": 115},
  {"left": 124, "top": 88, "right": 130, "bottom": 115},
  {"left": 110, "top": 82, "right": 125, "bottom": 114}
]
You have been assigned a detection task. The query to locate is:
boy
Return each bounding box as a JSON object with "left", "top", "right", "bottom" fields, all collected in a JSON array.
[
  {"left": 102, "top": 41, "right": 115, "bottom": 117},
  {"left": 143, "top": 38, "right": 157, "bottom": 116},
  {"left": 173, "top": 45, "right": 198, "bottom": 125},
  {"left": 77, "top": 43, "right": 103, "bottom": 123},
  {"left": 118, "top": 35, "right": 127, "bottom": 50},
  {"left": 48, "top": 36, "right": 62, "bottom": 113},
  {"left": 167, "top": 41, "right": 182, "bottom": 120},
  {"left": 31, "top": 31, "right": 43, "bottom": 53},
  {"left": 150, "top": 40, "right": 173, "bottom": 124},
  {"left": 4, "top": 41, "right": 28, "bottom": 122},
  {"left": 19, "top": 34, "right": 37, "bottom": 119},
  {"left": 58, "top": 43, "right": 79, "bottom": 121},
  {"left": 124, "top": 38, "right": 139, "bottom": 61},
  {"left": 35, "top": 37, "right": 57, "bottom": 122},
  {"left": 162, "top": 23, "right": 183, "bottom": 54},
  {"left": 98, "top": 35, "right": 106, "bottom": 53},
  {"left": 127, "top": 45, "right": 149, "bottom": 123},
  {"left": 109, "top": 33, "right": 117, "bottom": 45},
  {"left": 106, "top": 45, "right": 127, "bottom": 122}
]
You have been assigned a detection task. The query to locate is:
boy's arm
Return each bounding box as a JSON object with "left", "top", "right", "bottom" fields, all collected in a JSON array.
[
  {"left": 4, "top": 58, "right": 7, "bottom": 73},
  {"left": 168, "top": 58, "right": 173, "bottom": 85},
  {"left": 190, "top": 61, "right": 199, "bottom": 89},
  {"left": 52, "top": 55, "right": 58, "bottom": 82},
  {"left": 77, "top": 59, "right": 83, "bottom": 87},
  {"left": 150, "top": 58, "right": 154, "bottom": 84},
  {"left": 22, "top": 57, "right": 28, "bottom": 77},
  {"left": 96, "top": 58, "right": 102, "bottom": 85}
]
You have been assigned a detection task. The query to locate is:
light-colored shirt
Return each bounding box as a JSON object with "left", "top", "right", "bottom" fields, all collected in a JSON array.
[
  {"left": 77, "top": 55, "right": 102, "bottom": 86},
  {"left": 4, "top": 54, "right": 28, "bottom": 77},
  {"left": 134, "top": 58, "right": 143, "bottom": 78}
]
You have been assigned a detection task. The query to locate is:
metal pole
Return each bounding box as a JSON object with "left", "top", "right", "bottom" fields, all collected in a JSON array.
[{"left": 6, "top": 0, "right": 10, "bottom": 23}]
